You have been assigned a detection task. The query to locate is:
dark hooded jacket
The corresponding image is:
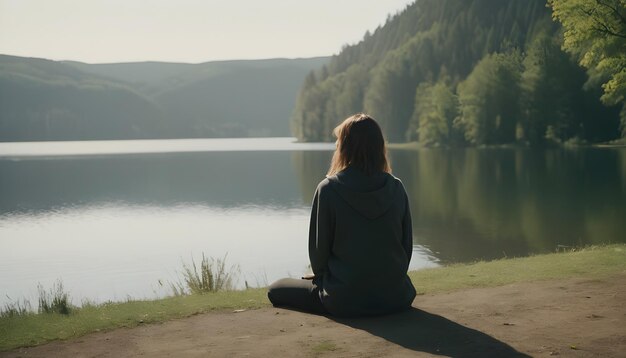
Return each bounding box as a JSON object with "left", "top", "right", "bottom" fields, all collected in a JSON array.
[{"left": 309, "top": 166, "right": 416, "bottom": 317}]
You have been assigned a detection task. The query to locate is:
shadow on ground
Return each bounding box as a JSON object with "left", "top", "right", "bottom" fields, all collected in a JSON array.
[{"left": 332, "top": 307, "right": 529, "bottom": 357}]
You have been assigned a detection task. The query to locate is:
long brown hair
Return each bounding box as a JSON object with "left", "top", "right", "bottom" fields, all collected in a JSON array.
[{"left": 327, "top": 113, "right": 391, "bottom": 176}]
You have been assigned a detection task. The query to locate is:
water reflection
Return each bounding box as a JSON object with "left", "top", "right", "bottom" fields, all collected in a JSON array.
[
  {"left": 0, "top": 203, "right": 312, "bottom": 306},
  {"left": 2, "top": 147, "right": 625, "bottom": 261},
  {"left": 291, "top": 150, "right": 333, "bottom": 203},
  {"left": 287, "top": 147, "right": 626, "bottom": 262},
  {"left": 0, "top": 151, "right": 305, "bottom": 213},
  {"left": 1, "top": 144, "right": 625, "bottom": 305},
  {"left": 390, "top": 147, "right": 626, "bottom": 262}
]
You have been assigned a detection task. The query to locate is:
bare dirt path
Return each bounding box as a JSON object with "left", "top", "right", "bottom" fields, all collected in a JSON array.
[{"left": 4, "top": 274, "right": 625, "bottom": 357}]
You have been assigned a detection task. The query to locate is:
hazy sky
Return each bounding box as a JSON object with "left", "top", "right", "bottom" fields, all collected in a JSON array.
[{"left": 0, "top": 0, "right": 415, "bottom": 64}]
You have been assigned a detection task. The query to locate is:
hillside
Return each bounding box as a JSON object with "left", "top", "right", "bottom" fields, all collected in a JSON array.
[
  {"left": 0, "top": 55, "right": 164, "bottom": 141},
  {"left": 0, "top": 55, "right": 328, "bottom": 141},
  {"left": 292, "top": 0, "right": 623, "bottom": 145},
  {"left": 152, "top": 59, "right": 328, "bottom": 138}
]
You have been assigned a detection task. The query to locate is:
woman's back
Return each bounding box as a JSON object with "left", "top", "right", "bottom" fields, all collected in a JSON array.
[
  {"left": 310, "top": 166, "right": 416, "bottom": 317},
  {"left": 268, "top": 113, "right": 415, "bottom": 317}
]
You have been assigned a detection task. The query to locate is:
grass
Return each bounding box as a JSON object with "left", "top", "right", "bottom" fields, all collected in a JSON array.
[
  {"left": 408, "top": 245, "right": 626, "bottom": 294},
  {"left": 1, "top": 299, "right": 31, "bottom": 319},
  {"left": 1, "top": 280, "right": 71, "bottom": 319},
  {"left": 0, "top": 288, "right": 269, "bottom": 351},
  {"left": 1, "top": 244, "right": 625, "bottom": 351},
  {"left": 168, "top": 253, "right": 240, "bottom": 295},
  {"left": 311, "top": 340, "right": 339, "bottom": 355},
  {"left": 37, "top": 280, "right": 72, "bottom": 315}
]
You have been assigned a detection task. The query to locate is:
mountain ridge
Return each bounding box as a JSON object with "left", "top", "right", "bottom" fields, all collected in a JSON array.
[{"left": 0, "top": 54, "right": 329, "bottom": 141}]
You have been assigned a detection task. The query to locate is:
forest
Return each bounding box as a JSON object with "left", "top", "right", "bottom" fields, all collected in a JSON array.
[{"left": 291, "top": 0, "right": 626, "bottom": 145}]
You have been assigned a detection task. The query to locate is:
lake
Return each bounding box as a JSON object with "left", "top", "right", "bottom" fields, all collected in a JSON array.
[{"left": 1, "top": 138, "right": 625, "bottom": 306}]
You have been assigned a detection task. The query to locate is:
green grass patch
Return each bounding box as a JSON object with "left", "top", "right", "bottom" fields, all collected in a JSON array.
[
  {"left": 409, "top": 245, "right": 626, "bottom": 294},
  {"left": 0, "top": 288, "right": 268, "bottom": 351},
  {"left": 311, "top": 340, "right": 339, "bottom": 354},
  {"left": 1, "top": 244, "right": 625, "bottom": 351}
]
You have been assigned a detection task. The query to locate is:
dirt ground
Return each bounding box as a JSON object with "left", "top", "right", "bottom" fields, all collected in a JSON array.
[{"left": 4, "top": 273, "right": 625, "bottom": 357}]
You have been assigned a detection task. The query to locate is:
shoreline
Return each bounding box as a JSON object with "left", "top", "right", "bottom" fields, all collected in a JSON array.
[
  {"left": 1, "top": 244, "right": 625, "bottom": 352},
  {"left": 387, "top": 140, "right": 626, "bottom": 150}
]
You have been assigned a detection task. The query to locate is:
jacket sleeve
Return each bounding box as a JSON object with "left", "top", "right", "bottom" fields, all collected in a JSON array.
[
  {"left": 308, "top": 183, "right": 334, "bottom": 276},
  {"left": 402, "top": 186, "right": 413, "bottom": 263}
]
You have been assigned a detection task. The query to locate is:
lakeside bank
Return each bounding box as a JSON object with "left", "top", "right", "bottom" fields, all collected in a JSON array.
[{"left": 1, "top": 244, "right": 625, "bottom": 351}]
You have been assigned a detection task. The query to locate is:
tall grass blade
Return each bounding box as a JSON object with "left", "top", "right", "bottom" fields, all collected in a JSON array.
[{"left": 171, "top": 253, "right": 240, "bottom": 295}]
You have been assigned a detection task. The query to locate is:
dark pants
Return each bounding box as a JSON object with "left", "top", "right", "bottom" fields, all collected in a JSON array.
[{"left": 267, "top": 278, "right": 326, "bottom": 314}]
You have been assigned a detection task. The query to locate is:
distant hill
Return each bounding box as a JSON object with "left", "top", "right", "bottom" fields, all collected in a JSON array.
[
  {"left": 0, "top": 55, "right": 328, "bottom": 141},
  {"left": 292, "top": 0, "right": 622, "bottom": 145},
  {"left": 151, "top": 59, "right": 329, "bottom": 138},
  {"left": 0, "top": 55, "right": 164, "bottom": 141}
]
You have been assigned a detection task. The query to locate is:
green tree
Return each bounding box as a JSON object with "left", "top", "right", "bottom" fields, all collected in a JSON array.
[
  {"left": 456, "top": 52, "right": 524, "bottom": 145},
  {"left": 334, "top": 65, "right": 369, "bottom": 123},
  {"left": 408, "top": 80, "right": 460, "bottom": 145},
  {"left": 520, "top": 32, "right": 587, "bottom": 143},
  {"left": 549, "top": 0, "right": 626, "bottom": 135}
]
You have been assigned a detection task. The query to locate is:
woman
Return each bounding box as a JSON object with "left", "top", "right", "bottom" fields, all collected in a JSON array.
[{"left": 268, "top": 113, "right": 416, "bottom": 317}]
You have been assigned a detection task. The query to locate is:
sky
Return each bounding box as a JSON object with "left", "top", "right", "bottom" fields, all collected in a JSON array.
[{"left": 0, "top": 0, "right": 415, "bottom": 64}]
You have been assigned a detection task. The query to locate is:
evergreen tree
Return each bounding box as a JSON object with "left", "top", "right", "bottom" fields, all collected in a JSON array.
[
  {"left": 456, "top": 52, "right": 523, "bottom": 145},
  {"left": 520, "top": 32, "right": 586, "bottom": 143}
]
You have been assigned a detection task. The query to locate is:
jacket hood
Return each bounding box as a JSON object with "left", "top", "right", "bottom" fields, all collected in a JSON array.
[{"left": 327, "top": 166, "right": 401, "bottom": 220}]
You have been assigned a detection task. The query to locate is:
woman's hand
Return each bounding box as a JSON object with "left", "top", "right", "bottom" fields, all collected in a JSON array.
[{"left": 301, "top": 273, "right": 315, "bottom": 280}]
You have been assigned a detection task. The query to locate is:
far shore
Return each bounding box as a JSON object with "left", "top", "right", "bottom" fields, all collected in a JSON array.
[{"left": 387, "top": 139, "right": 626, "bottom": 150}]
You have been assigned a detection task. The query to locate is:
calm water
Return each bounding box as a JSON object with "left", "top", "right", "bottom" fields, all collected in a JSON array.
[{"left": 1, "top": 138, "right": 625, "bottom": 306}]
